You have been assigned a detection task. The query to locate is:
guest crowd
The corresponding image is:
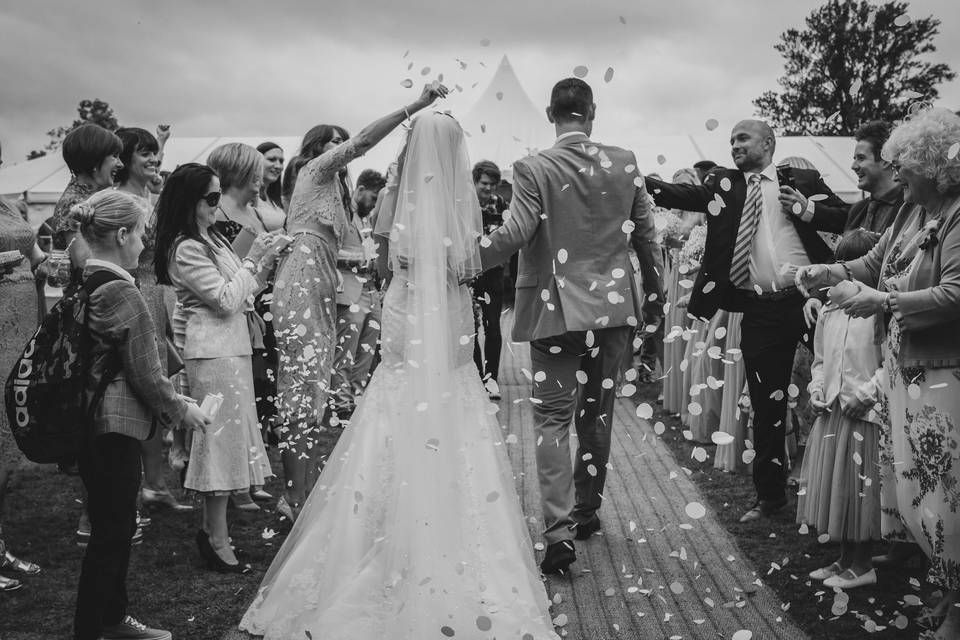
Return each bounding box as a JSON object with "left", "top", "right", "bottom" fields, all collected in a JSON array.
[{"left": 0, "top": 91, "right": 958, "bottom": 640}]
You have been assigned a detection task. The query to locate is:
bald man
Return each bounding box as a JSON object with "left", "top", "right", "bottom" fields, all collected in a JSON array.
[{"left": 646, "top": 119, "right": 849, "bottom": 523}]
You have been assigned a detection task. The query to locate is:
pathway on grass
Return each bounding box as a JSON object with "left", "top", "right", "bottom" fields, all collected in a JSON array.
[{"left": 223, "top": 320, "right": 807, "bottom": 640}]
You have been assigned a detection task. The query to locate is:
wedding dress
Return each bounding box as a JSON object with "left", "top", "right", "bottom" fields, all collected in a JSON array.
[{"left": 239, "top": 112, "right": 559, "bottom": 639}]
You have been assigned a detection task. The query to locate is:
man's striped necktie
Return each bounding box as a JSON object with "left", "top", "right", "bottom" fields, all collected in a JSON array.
[{"left": 730, "top": 174, "right": 763, "bottom": 287}]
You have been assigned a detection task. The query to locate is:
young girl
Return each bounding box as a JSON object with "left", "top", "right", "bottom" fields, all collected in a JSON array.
[
  {"left": 797, "top": 228, "right": 884, "bottom": 589},
  {"left": 70, "top": 190, "right": 208, "bottom": 640}
]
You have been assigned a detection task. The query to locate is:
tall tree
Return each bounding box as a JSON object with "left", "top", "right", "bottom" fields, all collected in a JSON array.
[
  {"left": 28, "top": 98, "right": 119, "bottom": 159},
  {"left": 754, "top": 0, "right": 955, "bottom": 135}
]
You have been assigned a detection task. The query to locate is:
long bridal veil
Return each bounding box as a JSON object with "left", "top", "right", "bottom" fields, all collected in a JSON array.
[{"left": 240, "top": 112, "right": 559, "bottom": 639}]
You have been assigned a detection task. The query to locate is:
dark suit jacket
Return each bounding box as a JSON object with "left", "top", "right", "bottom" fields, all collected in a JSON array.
[
  {"left": 843, "top": 186, "right": 904, "bottom": 234},
  {"left": 646, "top": 167, "right": 848, "bottom": 318}
]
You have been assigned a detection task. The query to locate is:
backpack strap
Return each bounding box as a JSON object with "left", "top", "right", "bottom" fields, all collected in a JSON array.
[{"left": 79, "top": 269, "right": 127, "bottom": 427}]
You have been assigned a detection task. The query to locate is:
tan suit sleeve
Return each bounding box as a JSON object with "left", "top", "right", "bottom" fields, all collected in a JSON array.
[
  {"left": 479, "top": 160, "right": 540, "bottom": 270},
  {"left": 630, "top": 171, "right": 665, "bottom": 313}
]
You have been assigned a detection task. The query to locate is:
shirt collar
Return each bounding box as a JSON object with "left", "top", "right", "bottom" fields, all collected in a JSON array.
[
  {"left": 85, "top": 258, "right": 136, "bottom": 284},
  {"left": 745, "top": 163, "right": 778, "bottom": 183},
  {"left": 555, "top": 131, "right": 589, "bottom": 144}
]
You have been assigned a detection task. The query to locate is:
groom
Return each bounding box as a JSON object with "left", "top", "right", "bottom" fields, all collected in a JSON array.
[{"left": 479, "top": 78, "right": 664, "bottom": 574}]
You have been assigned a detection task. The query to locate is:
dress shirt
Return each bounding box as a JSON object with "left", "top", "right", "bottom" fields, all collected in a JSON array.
[
  {"left": 808, "top": 304, "right": 884, "bottom": 425},
  {"left": 744, "top": 164, "right": 810, "bottom": 291}
]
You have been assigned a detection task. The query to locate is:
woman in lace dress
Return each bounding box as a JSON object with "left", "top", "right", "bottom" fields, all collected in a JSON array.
[
  {"left": 273, "top": 83, "right": 447, "bottom": 519},
  {"left": 797, "top": 108, "right": 960, "bottom": 639},
  {"left": 240, "top": 111, "right": 558, "bottom": 640}
]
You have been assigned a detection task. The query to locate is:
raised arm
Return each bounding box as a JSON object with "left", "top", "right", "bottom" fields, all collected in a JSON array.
[
  {"left": 301, "top": 84, "right": 449, "bottom": 185},
  {"left": 644, "top": 175, "right": 712, "bottom": 213},
  {"left": 478, "top": 160, "right": 541, "bottom": 270}
]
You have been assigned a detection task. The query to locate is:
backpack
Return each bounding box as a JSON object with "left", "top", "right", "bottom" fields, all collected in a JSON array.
[{"left": 4, "top": 270, "right": 124, "bottom": 464}]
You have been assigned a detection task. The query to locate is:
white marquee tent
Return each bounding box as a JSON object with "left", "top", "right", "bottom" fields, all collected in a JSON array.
[{"left": 1, "top": 55, "right": 864, "bottom": 230}]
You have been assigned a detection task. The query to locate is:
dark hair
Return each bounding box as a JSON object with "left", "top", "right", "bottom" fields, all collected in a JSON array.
[
  {"left": 834, "top": 228, "right": 880, "bottom": 261},
  {"left": 62, "top": 124, "right": 123, "bottom": 177},
  {"left": 257, "top": 141, "right": 284, "bottom": 209},
  {"left": 281, "top": 159, "right": 301, "bottom": 210},
  {"left": 693, "top": 160, "right": 717, "bottom": 172},
  {"left": 854, "top": 120, "right": 893, "bottom": 161},
  {"left": 472, "top": 160, "right": 501, "bottom": 184},
  {"left": 114, "top": 127, "right": 159, "bottom": 185},
  {"left": 356, "top": 169, "right": 386, "bottom": 193},
  {"left": 153, "top": 163, "right": 226, "bottom": 284},
  {"left": 549, "top": 78, "right": 593, "bottom": 124},
  {"left": 294, "top": 124, "right": 352, "bottom": 214}
]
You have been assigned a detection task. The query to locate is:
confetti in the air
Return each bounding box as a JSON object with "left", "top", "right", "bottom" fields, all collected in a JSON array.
[
  {"left": 400, "top": 79, "right": 414, "bottom": 88},
  {"left": 604, "top": 67, "right": 615, "bottom": 83},
  {"left": 573, "top": 65, "right": 589, "bottom": 78},
  {"left": 705, "top": 118, "right": 719, "bottom": 131}
]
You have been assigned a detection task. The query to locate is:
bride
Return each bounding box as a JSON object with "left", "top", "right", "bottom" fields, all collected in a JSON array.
[{"left": 239, "top": 111, "right": 559, "bottom": 639}]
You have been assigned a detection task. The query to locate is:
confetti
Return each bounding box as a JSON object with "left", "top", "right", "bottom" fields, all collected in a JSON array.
[
  {"left": 573, "top": 65, "right": 589, "bottom": 78},
  {"left": 732, "top": 631, "right": 753, "bottom": 640},
  {"left": 712, "top": 431, "right": 735, "bottom": 446},
  {"left": 688, "top": 401, "right": 703, "bottom": 416},
  {"left": 400, "top": 79, "right": 414, "bottom": 88},
  {"left": 576, "top": 370, "right": 589, "bottom": 384},
  {"left": 657, "top": 154, "right": 667, "bottom": 165},
  {"left": 692, "top": 447, "right": 708, "bottom": 462},
  {"left": 949, "top": 142, "right": 960, "bottom": 160},
  {"left": 480, "top": 37, "right": 491, "bottom": 46},
  {"left": 622, "top": 220, "right": 636, "bottom": 234},
  {"left": 421, "top": 66, "right": 431, "bottom": 76},
  {"left": 557, "top": 248, "right": 569, "bottom": 263},
  {"left": 893, "top": 13, "right": 910, "bottom": 26},
  {"left": 849, "top": 79, "right": 863, "bottom": 96},
  {"left": 705, "top": 118, "right": 719, "bottom": 131},
  {"left": 476, "top": 616, "right": 492, "bottom": 631},
  {"left": 636, "top": 403, "right": 654, "bottom": 419},
  {"left": 604, "top": 67, "right": 615, "bottom": 83},
  {"left": 654, "top": 421, "right": 666, "bottom": 435},
  {"left": 685, "top": 501, "right": 707, "bottom": 519},
  {"left": 742, "top": 449, "right": 756, "bottom": 464}
]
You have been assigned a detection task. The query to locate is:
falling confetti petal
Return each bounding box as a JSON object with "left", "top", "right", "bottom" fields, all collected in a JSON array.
[
  {"left": 688, "top": 402, "right": 703, "bottom": 416},
  {"left": 685, "top": 502, "right": 707, "bottom": 519},
  {"left": 619, "top": 15, "right": 626, "bottom": 24},
  {"left": 949, "top": 142, "right": 960, "bottom": 160},
  {"left": 849, "top": 79, "right": 863, "bottom": 96},
  {"left": 573, "top": 65, "right": 589, "bottom": 78},
  {"left": 604, "top": 67, "right": 615, "bottom": 83},
  {"left": 705, "top": 118, "right": 719, "bottom": 131},
  {"left": 557, "top": 248, "right": 569, "bottom": 263},
  {"left": 400, "top": 79, "right": 414, "bottom": 88},
  {"left": 622, "top": 220, "right": 636, "bottom": 233},
  {"left": 712, "top": 431, "right": 735, "bottom": 446},
  {"left": 480, "top": 37, "right": 491, "bottom": 46},
  {"left": 476, "top": 617, "right": 492, "bottom": 632},
  {"left": 742, "top": 449, "right": 756, "bottom": 464},
  {"left": 421, "top": 66, "right": 431, "bottom": 75},
  {"left": 692, "top": 446, "right": 708, "bottom": 462},
  {"left": 654, "top": 421, "right": 666, "bottom": 435},
  {"left": 496, "top": 91, "right": 504, "bottom": 101},
  {"left": 894, "top": 13, "right": 910, "bottom": 26},
  {"left": 657, "top": 154, "right": 667, "bottom": 165},
  {"left": 441, "top": 627, "right": 456, "bottom": 637}
]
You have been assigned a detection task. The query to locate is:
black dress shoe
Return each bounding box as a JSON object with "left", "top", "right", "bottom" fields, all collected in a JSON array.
[
  {"left": 739, "top": 496, "right": 789, "bottom": 523},
  {"left": 574, "top": 515, "right": 601, "bottom": 540},
  {"left": 540, "top": 540, "right": 576, "bottom": 575}
]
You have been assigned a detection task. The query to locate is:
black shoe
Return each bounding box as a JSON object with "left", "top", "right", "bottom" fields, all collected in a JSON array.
[
  {"left": 574, "top": 515, "right": 601, "bottom": 540},
  {"left": 739, "top": 496, "right": 788, "bottom": 523},
  {"left": 197, "top": 529, "right": 248, "bottom": 574},
  {"left": 540, "top": 540, "right": 576, "bottom": 575}
]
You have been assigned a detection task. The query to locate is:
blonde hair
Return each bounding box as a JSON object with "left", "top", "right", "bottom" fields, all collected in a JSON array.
[
  {"left": 68, "top": 190, "right": 143, "bottom": 245},
  {"left": 883, "top": 107, "right": 960, "bottom": 195},
  {"left": 672, "top": 167, "right": 700, "bottom": 185},
  {"left": 206, "top": 142, "right": 264, "bottom": 192}
]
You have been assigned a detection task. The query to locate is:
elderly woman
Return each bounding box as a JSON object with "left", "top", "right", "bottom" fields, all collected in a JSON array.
[{"left": 796, "top": 107, "right": 960, "bottom": 638}]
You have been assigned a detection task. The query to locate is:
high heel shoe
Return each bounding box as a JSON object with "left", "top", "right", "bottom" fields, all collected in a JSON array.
[
  {"left": 141, "top": 487, "right": 193, "bottom": 512},
  {"left": 198, "top": 531, "right": 248, "bottom": 574},
  {"left": 230, "top": 492, "right": 260, "bottom": 512}
]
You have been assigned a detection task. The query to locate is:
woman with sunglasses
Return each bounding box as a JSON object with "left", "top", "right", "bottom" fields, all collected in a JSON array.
[
  {"left": 273, "top": 82, "right": 447, "bottom": 521},
  {"left": 154, "top": 163, "right": 290, "bottom": 572}
]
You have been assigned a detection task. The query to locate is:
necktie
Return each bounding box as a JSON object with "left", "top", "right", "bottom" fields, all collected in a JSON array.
[
  {"left": 730, "top": 174, "right": 762, "bottom": 287},
  {"left": 862, "top": 198, "right": 879, "bottom": 232}
]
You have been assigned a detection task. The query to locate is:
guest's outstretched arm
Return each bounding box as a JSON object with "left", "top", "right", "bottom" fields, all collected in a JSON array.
[{"left": 644, "top": 175, "right": 711, "bottom": 213}]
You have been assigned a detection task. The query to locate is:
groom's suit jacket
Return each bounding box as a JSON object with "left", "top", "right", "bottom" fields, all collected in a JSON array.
[
  {"left": 479, "top": 133, "right": 664, "bottom": 342},
  {"left": 646, "top": 168, "right": 849, "bottom": 319}
]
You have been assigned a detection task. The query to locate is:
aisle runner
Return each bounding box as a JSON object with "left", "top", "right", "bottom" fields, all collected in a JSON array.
[{"left": 224, "top": 315, "right": 807, "bottom": 640}]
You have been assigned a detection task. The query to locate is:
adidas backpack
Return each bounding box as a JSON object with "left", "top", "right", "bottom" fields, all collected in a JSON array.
[{"left": 4, "top": 270, "right": 124, "bottom": 464}]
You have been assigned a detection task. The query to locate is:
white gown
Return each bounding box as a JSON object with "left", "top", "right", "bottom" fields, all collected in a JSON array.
[{"left": 239, "top": 275, "right": 559, "bottom": 637}]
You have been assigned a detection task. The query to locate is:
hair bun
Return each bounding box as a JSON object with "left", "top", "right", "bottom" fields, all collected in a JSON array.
[{"left": 69, "top": 201, "right": 96, "bottom": 227}]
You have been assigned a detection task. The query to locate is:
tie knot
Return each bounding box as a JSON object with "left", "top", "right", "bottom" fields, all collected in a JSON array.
[{"left": 749, "top": 174, "right": 762, "bottom": 184}]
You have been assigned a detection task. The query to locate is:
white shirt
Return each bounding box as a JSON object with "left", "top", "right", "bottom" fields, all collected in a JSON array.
[
  {"left": 555, "top": 131, "right": 588, "bottom": 144},
  {"left": 743, "top": 164, "right": 810, "bottom": 292},
  {"left": 809, "top": 304, "right": 884, "bottom": 425},
  {"left": 85, "top": 258, "right": 136, "bottom": 284}
]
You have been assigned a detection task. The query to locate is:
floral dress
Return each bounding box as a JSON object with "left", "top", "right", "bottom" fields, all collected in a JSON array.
[{"left": 877, "top": 208, "right": 960, "bottom": 590}]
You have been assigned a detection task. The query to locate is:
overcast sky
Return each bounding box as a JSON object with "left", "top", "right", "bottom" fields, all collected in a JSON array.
[{"left": 1, "top": 0, "right": 958, "bottom": 164}]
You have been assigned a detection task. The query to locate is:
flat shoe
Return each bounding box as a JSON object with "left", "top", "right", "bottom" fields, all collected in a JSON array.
[
  {"left": 0, "top": 574, "right": 22, "bottom": 591},
  {"left": 0, "top": 550, "right": 41, "bottom": 575},
  {"left": 809, "top": 562, "right": 842, "bottom": 581},
  {"left": 251, "top": 489, "right": 273, "bottom": 501},
  {"left": 823, "top": 568, "right": 877, "bottom": 589}
]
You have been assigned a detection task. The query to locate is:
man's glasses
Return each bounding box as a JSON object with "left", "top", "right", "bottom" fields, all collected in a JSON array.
[{"left": 200, "top": 191, "right": 222, "bottom": 207}]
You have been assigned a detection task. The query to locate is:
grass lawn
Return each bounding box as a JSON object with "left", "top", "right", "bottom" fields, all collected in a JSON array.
[{"left": 0, "top": 382, "right": 942, "bottom": 640}]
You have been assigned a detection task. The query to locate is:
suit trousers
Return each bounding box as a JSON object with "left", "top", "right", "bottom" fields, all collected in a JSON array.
[
  {"left": 74, "top": 433, "right": 141, "bottom": 640},
  {"left": 738, "top": 291, "right": 810, "bottom": 504},
  {"left": 530, "top": 326, "right": 631, "bottom": 544},
  {"left": 472, "top": 267, "right": 505, "bottom": 382}
]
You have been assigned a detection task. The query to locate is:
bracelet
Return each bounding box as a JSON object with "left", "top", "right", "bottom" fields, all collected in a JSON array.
[
  {"left": 838, "top": 261, "right": 853, "bottom": 281},
  {"left": 403, "top": 106, "right": 412, "bottom": 121}
]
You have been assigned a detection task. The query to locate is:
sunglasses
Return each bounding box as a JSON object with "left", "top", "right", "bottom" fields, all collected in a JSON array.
[{"left": 199, "top": 191, "right": 222, "bottom": 207}]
